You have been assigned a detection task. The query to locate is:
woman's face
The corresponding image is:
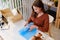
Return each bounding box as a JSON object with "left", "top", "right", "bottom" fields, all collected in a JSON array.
[{"left": 33, "top": 6, "right": 42, "bottom": 14}]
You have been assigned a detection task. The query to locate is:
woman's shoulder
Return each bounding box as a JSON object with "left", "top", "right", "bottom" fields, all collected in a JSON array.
[
  {"left": 43, "top": 13, "right": 49, "bottom": 19},
  {"left": 44, "top": 13, "right": 49, "bottom": 17}
]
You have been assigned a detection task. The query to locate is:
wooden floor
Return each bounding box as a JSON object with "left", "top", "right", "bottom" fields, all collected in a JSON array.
[{"left": 50, "top": 23, "right": 60, "bottom": 40}]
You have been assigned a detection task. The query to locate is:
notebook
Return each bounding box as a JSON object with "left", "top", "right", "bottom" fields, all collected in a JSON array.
[{"left": 19, "top": 27, "right": 37, "bottom": 40}]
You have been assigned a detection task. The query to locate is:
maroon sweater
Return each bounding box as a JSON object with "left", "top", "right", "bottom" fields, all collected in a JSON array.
[{"left": 28, "top": 13, "right": 49, "bottom": 32}]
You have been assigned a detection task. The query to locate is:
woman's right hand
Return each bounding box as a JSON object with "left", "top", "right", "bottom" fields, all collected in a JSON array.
[{"left": 24, "top": 21, "right": 28, "bottom": 26}]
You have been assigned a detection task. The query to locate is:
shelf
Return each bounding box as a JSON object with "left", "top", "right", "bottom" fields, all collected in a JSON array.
[{"left": 42, "top": 1, "right": 57, "bottom": 8}]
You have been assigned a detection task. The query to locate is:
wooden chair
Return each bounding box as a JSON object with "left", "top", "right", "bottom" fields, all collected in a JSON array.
[
  {"left": 55, "top": 18, "right": 60, "bottom": 28},
  {"left": 48, "top": 14, "right": 54, "bottom": 36}
]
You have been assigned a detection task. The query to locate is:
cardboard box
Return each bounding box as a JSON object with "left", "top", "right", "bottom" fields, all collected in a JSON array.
[
  {"left": 1, "top": 8, "right": 13, "bottom": 17},
  {"left": 1, "top": 8, "right": 23, "bottom": 23},
  {"left": 11, "top": 10, "right": 23, "bottom": 23}
]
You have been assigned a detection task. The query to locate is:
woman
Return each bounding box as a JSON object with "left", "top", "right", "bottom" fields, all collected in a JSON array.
[{"left": 25, "top": 0, "right": 49, "bottom": 32}]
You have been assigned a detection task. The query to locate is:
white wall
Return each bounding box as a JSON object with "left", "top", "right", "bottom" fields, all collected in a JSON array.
[
  {"left": 22, "top": 0, "right": 34, "bottom": 20},
  {"left": 0, "top": 0, "right": 10, "bottom": 10}
]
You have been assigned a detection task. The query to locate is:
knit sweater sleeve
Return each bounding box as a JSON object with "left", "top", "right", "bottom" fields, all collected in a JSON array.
[{"left": 38, "top": 14, "right": 49, "bottom": 32}]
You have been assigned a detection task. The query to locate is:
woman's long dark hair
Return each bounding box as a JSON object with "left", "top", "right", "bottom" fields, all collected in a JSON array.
[{"left": 31, "top": 0, "right": 46, "bottom": 18}]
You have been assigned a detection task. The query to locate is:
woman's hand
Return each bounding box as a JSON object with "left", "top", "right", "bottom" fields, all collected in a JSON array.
[
  {"left": 24, "top": 21, "right": 28, "bottom": 26},
  {"left": 29, "top": 25, "right": 38, "bottom": 31}
]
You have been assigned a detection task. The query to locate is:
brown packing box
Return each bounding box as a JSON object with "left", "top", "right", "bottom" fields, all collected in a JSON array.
[
  {"left": 11, "top": 10, "right": 23, "bottom": 23},
  {"left": 1, "top": 8, "right": 23, "bottom": 23},
  {"left": 1, "top": 8, "right": 13, "bottom": 17}
]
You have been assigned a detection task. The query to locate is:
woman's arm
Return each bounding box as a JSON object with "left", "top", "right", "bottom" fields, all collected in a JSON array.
[
  {"left": 24, "top": 14, "right": 32, "bottom": 26},
  {"left": 27, "top": 17, "right": 32, "bottom": 23},
  {"left": 27, "top": 12, "right": 33, "bottom": 23},
  {"left": 24, "top": 17, "right": 32, "bottom": 26}
]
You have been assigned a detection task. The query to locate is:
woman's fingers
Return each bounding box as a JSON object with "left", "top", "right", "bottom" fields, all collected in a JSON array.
[
  {"left": 29, "top": 25, "right": 36, "bottom": 31},
  {"left": 24, "top": 22, "right": 28, "bottom": 26},
  {"left": 24, "top": 24, "right": 27, "bottom": 26},
  {"left": 29, "top": 26, "right": 32, "bottom": 31}
]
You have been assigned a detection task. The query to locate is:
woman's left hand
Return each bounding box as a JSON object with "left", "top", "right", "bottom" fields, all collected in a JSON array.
[{"left": 29, "top": 25, "right": 38, "bottom": 31}]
